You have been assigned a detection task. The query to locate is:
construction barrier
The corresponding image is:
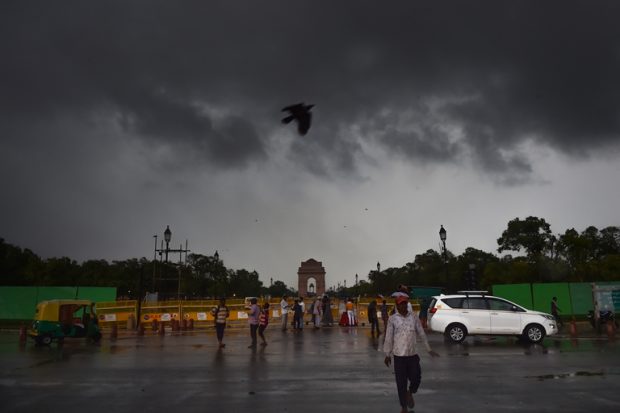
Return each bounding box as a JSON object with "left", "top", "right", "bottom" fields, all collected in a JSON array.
[{"left": 94, "top": 298, "right": 404, "bottom": 330}]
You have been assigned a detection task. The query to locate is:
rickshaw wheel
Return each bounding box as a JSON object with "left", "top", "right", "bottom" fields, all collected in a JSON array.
[{"left": 41, "top": 335, "right": 52, "bottom": 345}]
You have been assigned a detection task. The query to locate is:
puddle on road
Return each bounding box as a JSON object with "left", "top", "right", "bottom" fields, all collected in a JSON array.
[{"left": 526, "top": 371, "right": 605, "bottom": 381}]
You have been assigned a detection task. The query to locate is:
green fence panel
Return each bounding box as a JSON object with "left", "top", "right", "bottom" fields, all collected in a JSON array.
[
  {"left": 0, "top": 287, "right": 39, "bottom": 319},
  {"left": 532, "top": 283, "right": 570, "bottom": 314},
  {"left": 492, "top": 284, "right": 533, "bottom": 309},
  {"left": 568, "top": 283, "right": 593, "bottom": 315},
  {"left": 35, "top": 286, "right": 78, "bottom": 302},
  {"left": 0, "top": 287, "right": 119, "bottom": 320},
  {"left": 75, "top": 287, "right": 116, "bottom": 302}
]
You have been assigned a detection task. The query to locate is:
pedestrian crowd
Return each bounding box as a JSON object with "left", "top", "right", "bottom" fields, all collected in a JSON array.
[{"left": 210, "top": 284, "right": 439, "bottom": 412}]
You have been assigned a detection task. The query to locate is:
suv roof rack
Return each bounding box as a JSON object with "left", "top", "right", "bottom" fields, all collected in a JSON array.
[{"left": 457, "top": 290, "right": 489, "bottom": 297}]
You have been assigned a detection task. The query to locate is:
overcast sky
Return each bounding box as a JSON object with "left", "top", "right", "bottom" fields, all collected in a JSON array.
[{"left": 2, "top": 1, "right": 619, "bottom": 290}]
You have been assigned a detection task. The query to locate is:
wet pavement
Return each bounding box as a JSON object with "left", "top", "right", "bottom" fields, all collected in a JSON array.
[{"left": 1, "top": 327, "right": 620, "bottom": 413}]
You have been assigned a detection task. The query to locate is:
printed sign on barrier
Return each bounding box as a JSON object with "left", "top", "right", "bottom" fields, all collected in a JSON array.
[
  {"left": 197, "top": 312, "right": 207, "bottom": 321},
  {"left": 104, "top": 313, "right": 117, "bottom": 322},
  {"left": 272, "top": 310, "right": 280, "bottom": 318},
  {"left": 237, "top": 311, "right": 248, "bottom": 319},
  {"left": 161, "top": 313, "right": 171, "bottom": 321}
]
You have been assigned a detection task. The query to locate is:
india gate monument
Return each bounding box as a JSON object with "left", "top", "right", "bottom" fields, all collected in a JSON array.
[{"left": 297, "top": 258, "right": 326, "bottom": 297}]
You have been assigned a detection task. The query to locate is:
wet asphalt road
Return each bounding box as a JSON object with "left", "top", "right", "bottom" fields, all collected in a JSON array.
[{"left": 1, "top": 327, "right": 620, "bottom": 413}]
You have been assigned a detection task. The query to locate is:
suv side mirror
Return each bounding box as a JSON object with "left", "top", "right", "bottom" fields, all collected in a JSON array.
[{"left": 511, "top": 306, "right": 519, "bottom": 312}]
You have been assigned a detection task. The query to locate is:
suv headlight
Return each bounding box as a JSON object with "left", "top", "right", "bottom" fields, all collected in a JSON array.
[{"left": 543, "top": 315, "right": 555, "bottom": 320}]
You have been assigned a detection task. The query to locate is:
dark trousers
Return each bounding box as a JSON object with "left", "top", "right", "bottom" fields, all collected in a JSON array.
[
  {"left": 394, "top": 355, "right": 421, "bottom": 408},
  {"left": 369, "top": 317, "right": 380, "bottom": 334},
  {"left": 258, "top": 325, "right": 267, "bottom": 341},
  {"left": 250, "top": 324, "right": 258, "bottom": 346},
  {"left": 215, "top": 323, "right": 225, "bottom": 342}
]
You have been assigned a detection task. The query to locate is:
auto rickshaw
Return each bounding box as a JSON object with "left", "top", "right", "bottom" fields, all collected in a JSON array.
[{"left": 29, "top": 299, "right": 102, "bottom": 345}]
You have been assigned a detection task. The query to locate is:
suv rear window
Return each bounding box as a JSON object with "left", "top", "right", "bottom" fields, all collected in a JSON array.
[{"left": 442, "top": 298, "right": 464, "bottom": 309}]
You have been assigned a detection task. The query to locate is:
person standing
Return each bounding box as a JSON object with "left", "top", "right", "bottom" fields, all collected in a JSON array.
[
  {"left": 551, "top": 296, "right": 563, "bottom": 328},
  {"left": 299, "top": 297, "right": 305, "bottom": 329},
  {"left": 293, "top": 299, "right": 303, "bottom": 330},
  {"left": 322, "top": 295, "right": 334, "bottom": 326},
  {"left": 313, "top": 296, "right": 322, "bottom": 328},
  {"left": 248, "top": 298, "right": 259, "bottom": 348},
  {"left": 258, "top": 302, "right": 270, "bottom": 346},
  {"left": 384, "top": 295, "right": 439, "bottom": 413},
  {"left": 367, "top": 296, "right": 380, "bottom": 336},
  {"left": 380, "top": 297, "right": 389, "bottom": 333},
  {"left": 210, "top": 297, "right": 229, "bottom": 349},
  {"left": 280, "top": 296, "right": 290, "bottom": 331},
  {"left": 346, "top": 298, "right": 355, "bottom": 326}
]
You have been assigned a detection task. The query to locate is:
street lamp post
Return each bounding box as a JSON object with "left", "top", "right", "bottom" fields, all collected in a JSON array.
[
  {"left": 468, "top": 263, "right": 477, "bottom": 290},
  {"left": 154, "top": 225, "right": 190, "bottom": 300},
  {"left": 439, "top": 225, "right": 447, "bottom": 282}
]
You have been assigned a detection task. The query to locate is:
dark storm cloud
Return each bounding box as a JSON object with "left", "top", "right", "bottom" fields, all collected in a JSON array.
[{"left": 2, "top": 1, "right": 620, "bottom": 180}]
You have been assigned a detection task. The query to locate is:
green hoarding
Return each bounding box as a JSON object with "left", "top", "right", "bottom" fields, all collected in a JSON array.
[
  {"left": 0, "top": 287, "right": 116, "bottom": 320},
  {"left": 492, "top": 284, "right": 532, "bottom": 309}
]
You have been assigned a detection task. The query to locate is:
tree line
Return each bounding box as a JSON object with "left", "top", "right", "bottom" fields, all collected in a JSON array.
[{"left": 1, "top": 216, "right": 619, "bottom": 298}]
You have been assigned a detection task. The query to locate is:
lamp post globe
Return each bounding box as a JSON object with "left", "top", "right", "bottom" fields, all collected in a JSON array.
[
  {"left": 439, "top": 225, "right": 448, "bottom": 281},
  {"left": 164, "top": 225, "right": 172, "bottom": 262},
  {"left": 439, "top": 225, "right": 446, "bottom": 242}
]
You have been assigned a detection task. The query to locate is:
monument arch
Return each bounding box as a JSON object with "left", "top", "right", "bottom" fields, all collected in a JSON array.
[{"left": 297, "top": 259, "right": 326, "bottom": 297}]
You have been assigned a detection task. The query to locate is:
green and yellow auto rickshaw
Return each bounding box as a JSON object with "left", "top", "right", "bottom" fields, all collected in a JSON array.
[{"left": 29, "top": 299, "right": 102, "bottom": 345}]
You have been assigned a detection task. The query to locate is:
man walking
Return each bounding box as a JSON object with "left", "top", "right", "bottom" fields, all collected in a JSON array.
[
  {"left": 210, "top": 297, "right": 229, "bottom": 349},
  {"left": 248, "top": 298, "right": 259, "bottom": 349},
  {"left": 280, "top": 296, "right": 290, "bottom": 331},
  {"left": 367, "top": 296, "right": 381, "bottom": 336},
  {"left": 384, "top": 295, "right": 439, "bottom": 412},
  {"left": 380, "top": 296, "right": 389, "bottom": 333}
]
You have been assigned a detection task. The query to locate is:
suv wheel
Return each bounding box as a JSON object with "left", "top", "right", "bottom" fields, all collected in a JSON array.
[
  {"left": 445, "top": 323, "right": 467, "bottom": 343},
  {"left": 523, "top": 324, "right": 545, "bottom": 343}
]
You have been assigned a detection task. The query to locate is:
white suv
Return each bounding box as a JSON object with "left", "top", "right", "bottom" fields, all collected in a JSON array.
[{"left": 427, "top": 292, "right": 558, "bottom": 344}]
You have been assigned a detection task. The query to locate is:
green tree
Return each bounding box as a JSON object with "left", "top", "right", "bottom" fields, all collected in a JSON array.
[
  {"left": 229, "top": 269, "right": 263, "bottom": 297},
  {"left": 0, "top": 238, "right": 43, "bottom": 285},
  {"left": 599, "top": 226, "right": 620, "bottom": 256},
  {"left": 497, "top": 216, "right": 554, "bottom": 259},
  {"left": 455, "top": 247, "right": 500, "bottom": 290},
  {"left": 497, "top": 217, "right": 556, "bottom": 281},
  {"left": 266, "top": 280, "right": 295, "bottom": 297},
  {"left": 556, "top": 228, "right": 590, "bottom": 280}
]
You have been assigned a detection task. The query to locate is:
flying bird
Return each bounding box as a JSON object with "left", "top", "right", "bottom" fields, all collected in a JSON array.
[{"left": 281, "top": 103, "right": 314, "bottom": 135}]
